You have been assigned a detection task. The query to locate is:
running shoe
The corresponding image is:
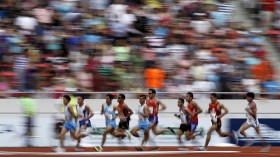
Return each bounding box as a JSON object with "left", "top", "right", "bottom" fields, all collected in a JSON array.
[
  {"left": 166, "top": 127, "right": 176, "bottom": 135},
  {"left": 260, "top": 144, "right": 271, "bottom": 152},
  {"left": 94, "top": 146, "right": 103, "bottom": 152},
  {"left": 242, "top": 137, "right": 255, "bottom": 148}
]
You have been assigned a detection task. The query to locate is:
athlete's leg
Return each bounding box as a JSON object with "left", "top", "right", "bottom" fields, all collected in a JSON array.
[
  {"left": 185, "top": 130, "right": 193, "bottom": 141},
  {"left": 239, "top": 122, "right": 255, "bottom": 147},
  {"left": 101, "top": 126, "right": 114, "bottom": 148},
  {"left": 76, "top": 125, "right": 87, "bottom": 147},
  {"left": 59, "top": 127, "right": 68, "bottom": 148},
  {"left": 204, "top": 124, "right": 218, "bottom": 148},
  {"left": 216, "top": 128, "right": 234, "bottom": 138},
  {"left": 255, "top": 126, "right": 270, "bottom": 152},
  {"left": 239, "top": 122, "right": 251, "bottom": 138},
  {"left": 130, "top": 126, "right": 141, "bottom": 137},
  {"left": 177, "top": 129, "right": 184, "bottom": 144},
  {"left": 151, "top": 122, "right": 169, "bottom": 135},
  {"left": 142, "top": 127, "right": 150, "bottom": 146}
]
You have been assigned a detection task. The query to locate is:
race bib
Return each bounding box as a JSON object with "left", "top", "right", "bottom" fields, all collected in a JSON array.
[
  {"left": 148, "top": 107, "right": 154, "bottom": 114},
  {"left": 210, "top": 110, "right": 217, "bottom": 123}
]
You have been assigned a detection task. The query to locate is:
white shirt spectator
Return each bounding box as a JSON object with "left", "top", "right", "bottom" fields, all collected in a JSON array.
[
  {"left": 190, "top": 20, "right": 212, "bottom": 34},
  {"left": 15, "top": 16, "right": 38, "bottom": 31}
]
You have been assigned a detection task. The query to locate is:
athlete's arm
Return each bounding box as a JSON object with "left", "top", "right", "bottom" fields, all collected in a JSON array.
[
  {"left": 84, "top": 105, "right": 94, "bottom": 121},
  {"left": 124, "top": 103, "right": 134, "bottom": 116},
  {"left": 101, "top": 104, "right": 104, "bottom": 115},
  {"left": 112, "top": 105, "right": 119, "bottom": 120},
  {"left": 156, "top": 99, "right": 167, "bottom": 111},
  {"left": 192, "top": 101, "right": 202, "bottom": 115},
  {"left": 184, "top": 108, "right": 193, "bottom": 118},
  {"left": 143, "top": 105, "right": 149, "bottom": 117},
  {"left": 218, "top": 103, "right": 229, "bottom": 118},
  {"left": 246, "top": 103, "right": 257, "bottom": 118}
]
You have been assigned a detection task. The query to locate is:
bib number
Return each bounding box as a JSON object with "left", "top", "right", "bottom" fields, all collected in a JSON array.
[{"left": 148, "top": 107, "right": 153, "bottom": 114}]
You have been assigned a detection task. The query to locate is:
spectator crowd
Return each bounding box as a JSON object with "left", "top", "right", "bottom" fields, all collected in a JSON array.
[{"left": 0, "top": 0, "right": 278, "bottom": 98}]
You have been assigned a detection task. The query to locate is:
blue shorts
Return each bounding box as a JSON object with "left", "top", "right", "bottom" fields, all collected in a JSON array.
[
  {"left": 63, "top": 122, "right": 76, "bottom": 131},
  {"left": 79, "top": 120, "right": 92, "bottom": 127},
  {"left": 138, "top": 121, "right": 150, "bottom": 131},
  {"left": 106, "top": 121, "right": 116, "bottom": 129},
  {"left": 190, "top": 122, "right": 198, "bottom": 133},
  {"left": 149, "top": 116, "right": 158, "bottom": 125}
]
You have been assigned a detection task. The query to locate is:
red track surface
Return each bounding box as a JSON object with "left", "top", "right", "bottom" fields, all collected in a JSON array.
[{"left": 0, "top": 146, "right": 278, "bottom": 157}]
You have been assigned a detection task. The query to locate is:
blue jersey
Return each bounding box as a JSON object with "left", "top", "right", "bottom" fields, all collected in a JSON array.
[
  {"left": 64, "top": 104, "right": 75, "bottom": 123},
  {"left": 104, "top": 103, "right": 116, "bottom": 122}
]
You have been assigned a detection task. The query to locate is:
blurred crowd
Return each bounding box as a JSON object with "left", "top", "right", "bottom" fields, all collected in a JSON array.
[
  {"left": 241, "top": 0, "right": 280, "bottom": 50},
  {"left": 0, "top": 0, "right": 279, "bottom": 99}
]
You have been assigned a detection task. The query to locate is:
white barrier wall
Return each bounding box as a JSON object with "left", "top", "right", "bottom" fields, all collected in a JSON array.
[
  {"left": 0, "top": 99, "right": 279, "bottom": 118},
  {"left": 0, "top": 99, "right": 279, "bottom": 147}
]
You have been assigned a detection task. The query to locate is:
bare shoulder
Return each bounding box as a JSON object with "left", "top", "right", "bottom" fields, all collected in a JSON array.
[{"left": 191, "top": 101, "right": 197, "bottom": 105}]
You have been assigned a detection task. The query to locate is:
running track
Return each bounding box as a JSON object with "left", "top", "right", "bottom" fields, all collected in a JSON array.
[{"left": 0, "top": 146, "right": 278, "bottom": 157}]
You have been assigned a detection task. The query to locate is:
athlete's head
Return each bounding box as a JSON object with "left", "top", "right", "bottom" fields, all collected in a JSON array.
[
  {"left": 148, "top": 89, "right": 156, "bottom": 98},
  {"left": 77, "top": 95, "right": 85, "bottom": 106},
  {"left": 117, "top": 93, "right": 125, "bottom": 103},
  {"left": 63, "top": 95, "right": 71, "bottom": 105},
  {"left": 186, "top": 92, "right": 193, "bottom": 102},
  {"left": 139, "top": 95, "right": 146, "bottom": 104},
  {"left": 210, "top": 93, "right": 218, "bottom": 103},
  {"left": 106, "top": 94, "right": 114, "bottom": 105},
  {"left": 178, "top": 98, "right": 184, "bottom": 108},
  {"left": 246, "top": 92, "right": 255, "bottom": 102}
]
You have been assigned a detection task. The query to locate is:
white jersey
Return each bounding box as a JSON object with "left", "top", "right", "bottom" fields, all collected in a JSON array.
[
  {"left": 138, "top": 103, "right": 148, "bottom": 122},
  {"left": 77, "top": 104, "right": 90, "bottom": 121},
  {"left": 178, "top": 106, "right": 189, "bottom": 124},
  {"left": 246, "top": 101, "right": 259, "bottom": 127}
]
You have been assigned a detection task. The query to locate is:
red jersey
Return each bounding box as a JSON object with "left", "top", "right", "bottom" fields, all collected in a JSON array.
[
  {"left": 118, "top": 102, "right": 130, "bottom": 121},
  {"left": 208, "top": 101, "right": 221, "bottom": 124},
  {"left": 187, "top": 101, "right": 198, "bottom": 123},
  {"left": 146, "top": 98, "right": 157, "bottom": 117}
]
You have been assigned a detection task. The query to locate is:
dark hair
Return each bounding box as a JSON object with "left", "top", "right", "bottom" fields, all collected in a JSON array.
[
  {"left": 178, "top": 98, "right": 185, "bottom": 104},
  {"left": 63, "top": 95, "right": 71, "bottom": 102},
  {"left": 149, "top": 89, "right": 156, "bottom": 94},
  {"left": 106, "top": 94, "right": 114, "bottom": 100},
  {"left": 119, "top": 94, "right": 125, "bottom": 100},
  {"left": 210, "top": 93, "right": 218, "bottom": 98},
  {"left": 78, "top": 95, "right": 85, "bottom": 100},
  {"left": 139, "top": 94, "right": 146, "bottom": 100},
  {"left": 247, "top": 92, "right": 255, "bottom": 99},
  {"left": 187, "top": 92, "right": 193, "bottom": 99}
]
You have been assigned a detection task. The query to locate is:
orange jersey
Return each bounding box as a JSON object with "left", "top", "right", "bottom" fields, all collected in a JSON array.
[
  {"left": 146, "top": 98, "right": 157, "bottom": 117},
  {"left": 118, "top": 102, "right": 130, "bottom": 121},
  {"left": 187, "top": 102, "right": 198, "bottom": 123}
]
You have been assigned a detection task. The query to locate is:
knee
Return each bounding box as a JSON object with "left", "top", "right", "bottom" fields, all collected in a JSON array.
[
  {"left": 186, "top": 136, "right": 192, "bottom": 141},
  {"left": 130, "top": 130, "right": 136, "bottom": 136}
]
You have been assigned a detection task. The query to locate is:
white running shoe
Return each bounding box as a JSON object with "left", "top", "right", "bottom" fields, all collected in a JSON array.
[
  {"left": 260, "top": 145, "right": 271, "bottom": 152},
  {"left": 195, "top": 146, "right": 207, "bottom": 151},
  {"left": 53, "top": 147, "right": 65, "bottom": 153},
  {"left": 242, "top": 137, "right": 255, "bottom": 148}
]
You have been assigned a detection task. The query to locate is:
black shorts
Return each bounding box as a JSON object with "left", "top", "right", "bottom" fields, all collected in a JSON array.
[
  {"left": 118, "top": 121, "right": 129, "bottom": 130},
  {"left": 212, "top": 120, "right": 222, "bottom": 129},
  {"left": 179, "top": 124, "right": 191, "bottom": 133}
]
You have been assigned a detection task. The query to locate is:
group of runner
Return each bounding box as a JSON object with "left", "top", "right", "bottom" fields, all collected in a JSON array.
[{"left": 54, "top": 90, "right": 270, "bottom": 153}]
